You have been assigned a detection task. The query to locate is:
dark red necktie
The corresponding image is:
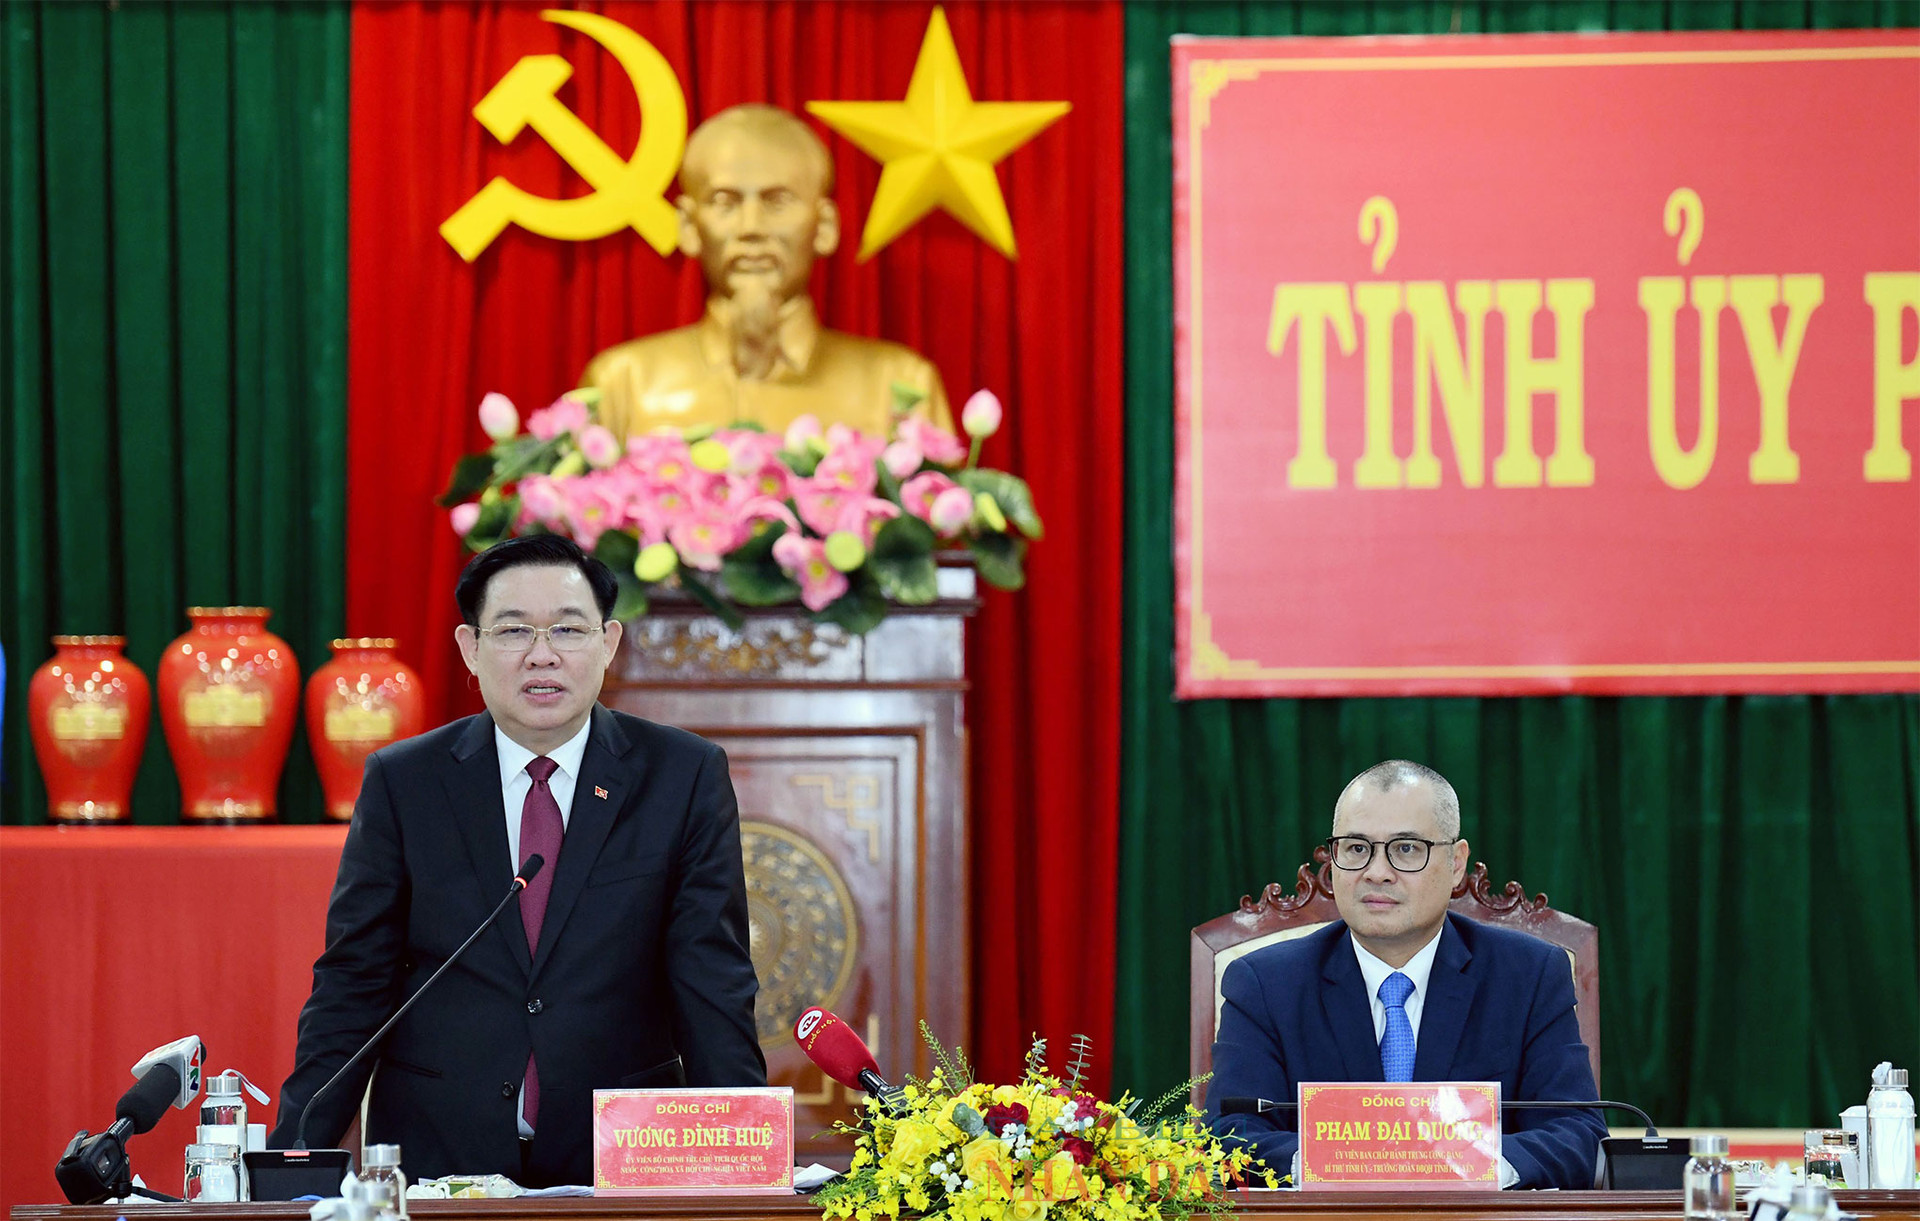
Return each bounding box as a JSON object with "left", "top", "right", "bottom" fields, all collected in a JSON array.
[{"left": 519, "top": 756, "right": 564, "bottom": 1128}]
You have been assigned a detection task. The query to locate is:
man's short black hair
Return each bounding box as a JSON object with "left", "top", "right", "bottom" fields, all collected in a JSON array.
[{"left": 455, "top": 534, "right": 619, "bottom": 626}]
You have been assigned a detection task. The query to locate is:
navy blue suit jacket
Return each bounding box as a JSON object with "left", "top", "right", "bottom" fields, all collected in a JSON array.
[{"left": 1204, "top": 913, "right": 1604, "bottom": 1189}]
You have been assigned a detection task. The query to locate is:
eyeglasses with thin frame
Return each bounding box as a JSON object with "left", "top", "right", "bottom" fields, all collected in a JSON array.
[
  {"left": 1325, "top": 835, "right": 1458, "bottom": 873},
  {"left": 475, "top": 623, "right": 604, "bottom": 653}
]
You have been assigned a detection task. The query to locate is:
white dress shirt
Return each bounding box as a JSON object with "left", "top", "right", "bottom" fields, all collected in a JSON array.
[
  {"left": 494, "top": 719, "right": 590, "bottom": 868},
  {"left": 491, "top": 718, "right": 591, "bottom": 1136},
  {"left": 1351, "top": 927, "right": 1443, "bottom": 1044}
]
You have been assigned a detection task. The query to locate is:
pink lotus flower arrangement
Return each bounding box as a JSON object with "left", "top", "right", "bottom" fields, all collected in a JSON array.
[{"left": 440, "top": 388, "right": 1040, "bottom": 632}]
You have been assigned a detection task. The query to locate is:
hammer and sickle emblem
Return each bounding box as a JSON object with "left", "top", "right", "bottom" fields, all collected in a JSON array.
[{"left": 440, "top": 10, "right": 687, "bottom": 261}]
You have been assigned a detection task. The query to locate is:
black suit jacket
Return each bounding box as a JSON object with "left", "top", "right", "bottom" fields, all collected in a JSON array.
[
  {"left": 269, "top": 705, "right": 766, "bottom": 1185},
  {"left": 1205, "top": 914, "right": 1605, "bottom": 1189}
]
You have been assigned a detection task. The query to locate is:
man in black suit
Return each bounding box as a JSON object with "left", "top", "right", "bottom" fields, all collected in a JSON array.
[{"left": 270, "top": 535, "right": 765, "bottom": 1186}]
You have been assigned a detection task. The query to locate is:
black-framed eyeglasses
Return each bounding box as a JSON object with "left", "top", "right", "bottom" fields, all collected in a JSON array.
[{"left": 1325, "top": 835, "right": 1457, "bottom": 873}]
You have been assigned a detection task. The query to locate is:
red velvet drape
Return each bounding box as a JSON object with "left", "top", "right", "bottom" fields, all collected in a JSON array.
[{"left": 345, "top": 2, "right": 1122, "bottom": 1089}]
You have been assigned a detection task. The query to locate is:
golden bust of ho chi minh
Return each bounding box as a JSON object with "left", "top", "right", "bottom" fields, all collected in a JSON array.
[{"left": 581, "top": 104, "right": 952, "bottom": 440}]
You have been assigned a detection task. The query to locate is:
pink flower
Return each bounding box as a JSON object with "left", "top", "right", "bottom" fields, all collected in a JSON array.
[
  {"left": 772, "top": 533, "right": 849, "bottom": 612},
  {"left": 900, "top": 471, "right": 960, "bottom": 522},
  {"left": 961, "top": 388, "right": 1003, "bottom": 438},
  {"left": 560, "top": 480, "right": 620, "bottom": 550},
  {"left": 746, "top": 459, "right": 792, "bottom": 502},
  {"left": 477, "top": 392, "right": 519, "bottom": 441},
  {"left": 784, "top": 414, "right": 824, "bottom": 453},
  {"left": 929, "top": 486, "right": 975, "bottom": 536},
  {"left": 895, "top": 416, "right": 968, "bottom": 466},
  {"left": 527, "top": 394, "right": 591, "bottom": 441},
  {"left": 734, "top": 495, "right": 799, "bottom": 534},
  {"left": 578, "top": 424, "right": 622, "bottom": 469},
  {"left": 626, "top": 432, "right": 695, "bottom": 487},
  {"left": 630, "top": 483, "right": 692, "bottom": 546},
  {"left": 667, "top": 505, "right": 741, "bottom": 572},
  {"left": 720, "top": 429, "right": 786, "bottom": 474},
  {"left": 835, "top": 496, "right": 901, "bottom": 548},
  {"left": 793, "top": 482, "right": 855, "bottom": 537},
  {"left": 450, "top": 502, "right": 481, "bottom": 535},
  {"left": 517, "top": 475, "right": 565, "bottom": 526},
  {"left": 813, "top": 436, "right": 886, "bottom": 496},
  {"left": 882, "top": 440, "right": 923, "bottom": 480}
]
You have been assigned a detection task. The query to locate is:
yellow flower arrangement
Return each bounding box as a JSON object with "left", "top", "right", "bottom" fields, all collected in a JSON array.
[{"left": 815, "top": 1028, "right": 1272, "bottom": 1221}]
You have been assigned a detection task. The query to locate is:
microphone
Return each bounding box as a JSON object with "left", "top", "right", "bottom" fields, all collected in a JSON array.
[
  {"left": 792, "top": 1006, "right": 903, "bottom": 1112},
  {"left": 289, "top": 854, "right": 545, "bottom": 1151},
  {"left": 130, "top": 1034, "right": 206, "bottom": 1110},
  {"left": 54, "top": 1035, "right": 206, "bottom": 1203}
]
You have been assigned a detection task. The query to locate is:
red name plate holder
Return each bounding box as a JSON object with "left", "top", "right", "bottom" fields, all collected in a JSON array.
[
  {"left": 592, "top": 1087, "right": 795, "bottom": 1196},
  {"left": 1297, "top": 1082, "right": 1501, "bottom": 1189}
]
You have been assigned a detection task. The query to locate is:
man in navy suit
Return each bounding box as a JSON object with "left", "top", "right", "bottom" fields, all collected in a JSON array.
[
  {"left": 1205, "top": 760, "right": 1604, "bottom": 1189},
  {"left": 271, "top": 535, "right": 764, "bottom": 1185}
]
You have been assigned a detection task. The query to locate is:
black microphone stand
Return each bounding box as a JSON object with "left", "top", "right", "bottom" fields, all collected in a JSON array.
[{"left": 292, "top": 855, "right": 544, "bottom": 1150}]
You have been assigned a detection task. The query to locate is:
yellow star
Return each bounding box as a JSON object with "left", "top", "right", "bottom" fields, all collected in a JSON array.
[{"left": 806, "top": 7, "right": 1069, "bottom": 260}]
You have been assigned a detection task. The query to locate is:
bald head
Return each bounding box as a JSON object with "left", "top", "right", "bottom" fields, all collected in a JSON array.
[
  {"left": 1333, "top": 759, "right": 1461, "bottom": 840},
  {"left": 680, "top": 104, "right": 834, "bottom": 198}
]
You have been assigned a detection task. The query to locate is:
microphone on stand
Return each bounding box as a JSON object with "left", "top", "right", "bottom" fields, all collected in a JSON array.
[
  {"left": 288, "top": 854, "right": 546, "bottom": 1152},
  {"left": 55, "top": 1036, "right": 209, "bottom": 1203},
  {"left": 792, "top": 1006, "right": 905, "bottom": 1114}
]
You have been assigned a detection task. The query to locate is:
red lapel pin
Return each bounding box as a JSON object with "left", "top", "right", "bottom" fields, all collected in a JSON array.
[{"left": 594, "top": 786, "right": 609, "bottom": 800}]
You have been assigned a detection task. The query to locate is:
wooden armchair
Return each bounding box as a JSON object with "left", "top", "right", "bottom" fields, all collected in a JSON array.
[{"left": 1190, "top": 845, "right": 1600, "bottom": 1101}]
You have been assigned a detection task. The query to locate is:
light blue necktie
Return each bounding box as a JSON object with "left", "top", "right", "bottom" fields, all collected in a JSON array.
[{"left": 1378, "top": 971, "right": 1416, "bottom": 1083}]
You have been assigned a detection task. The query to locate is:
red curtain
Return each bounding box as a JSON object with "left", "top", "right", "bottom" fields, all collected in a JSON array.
[{"left": 345, "top": 2, "right": 1123, "bottom": 1088}]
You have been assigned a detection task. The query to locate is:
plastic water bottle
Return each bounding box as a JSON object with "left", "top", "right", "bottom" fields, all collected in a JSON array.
[
  {"left": 360, "top": 1144, "right": 409, "bottom": 1221},
  {"left": 1683, "top": 1133, "right": 1736, "bottom": 1221},
  {"left": 1866, "top": 1066, "right": 1915, "bottom": 1189}
]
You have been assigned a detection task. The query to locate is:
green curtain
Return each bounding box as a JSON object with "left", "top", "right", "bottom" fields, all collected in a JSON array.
[
  {"left": 1116, "top": 0, "right": 1920, "bottom": 1128},
  {"left": 2, "top": 1, "right": 349, "bottom": 825}
]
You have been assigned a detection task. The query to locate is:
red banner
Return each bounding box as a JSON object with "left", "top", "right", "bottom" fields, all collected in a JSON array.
[{"left": 1173, "top": 31, "right": 1920, "bottom": 698}]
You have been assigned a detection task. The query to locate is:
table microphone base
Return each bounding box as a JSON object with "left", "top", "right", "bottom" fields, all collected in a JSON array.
[{"left": 1599, "top": 1136, "right": 1691, "bottom": 1189}]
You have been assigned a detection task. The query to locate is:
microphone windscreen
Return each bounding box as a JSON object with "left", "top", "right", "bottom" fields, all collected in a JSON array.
[
  {"left": 792, "top": 1007, "right": 879, "bottom": 1091},
  {"left": 517, "top": 854, "right": 546, "bottom": 885},
  {"left": 116, "top": 1065, "right": 182, "bottom": 1134}
]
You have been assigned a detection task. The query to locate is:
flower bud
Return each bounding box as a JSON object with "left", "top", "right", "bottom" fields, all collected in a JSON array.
[
  {"left": 689, "top": 438, "right": 732, "bottom": 472},
  {"left": 578, "top": 424, "right": 622, "bottom": 470},
  {"left": 634, "top": 541, "right": 678, "bottom": 583},
  {"left": 824, "top": 531, "right": 867, "bottom": 572},
  {"left": 477, "top": 392, "right": 519, "bottom": 441},
  {"left": 882, "top": 440, "right": 924, "bottom": 480},
  {"left": 929, "top": 487, "right": 974, "bottom": 535},
  {"left": 551, "top": 451, "right": 588, "bottom": 478},
  {"left": 961, "top": 389, "right": 1003, "bottom": 439},
  {"left": 450, "top": 502, "right": 481, "bottom": 536},
  {"left": 974, "top": 491, "right": 1007, "bottom": 533}
]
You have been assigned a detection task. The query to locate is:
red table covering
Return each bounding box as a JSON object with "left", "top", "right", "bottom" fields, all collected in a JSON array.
[{"left": 0, "top": 826, "right": 346, "bottom": 1211}]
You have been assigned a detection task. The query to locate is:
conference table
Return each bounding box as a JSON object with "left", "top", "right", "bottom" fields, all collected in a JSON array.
[{"left": 12, "top": 1193, "right": 1920, "bottom": 1221}]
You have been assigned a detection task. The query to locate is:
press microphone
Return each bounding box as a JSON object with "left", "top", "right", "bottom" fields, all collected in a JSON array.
[
  {"left": 54, "top": 1035, "right": 206, "bottom": 1203},
  {"left": 290, "top": 854, "right": 545, "bottom": 1151},
  {"left": 130, "top": 1034, "right": 206, "bottom": 1112},
  {"left": 792, "top": 1006, "right": 902, "bottom": 1112}
]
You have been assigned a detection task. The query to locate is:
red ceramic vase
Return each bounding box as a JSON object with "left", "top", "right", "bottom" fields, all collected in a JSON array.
[
  {"left": 158, "top": 607, "right": 301, "bottom": 823},
  {"left": 305, "top": 638, "right": 426, "bottom": 821},
  {"left": 27, "top": 636, "right": 152, "bottom": 823}
]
